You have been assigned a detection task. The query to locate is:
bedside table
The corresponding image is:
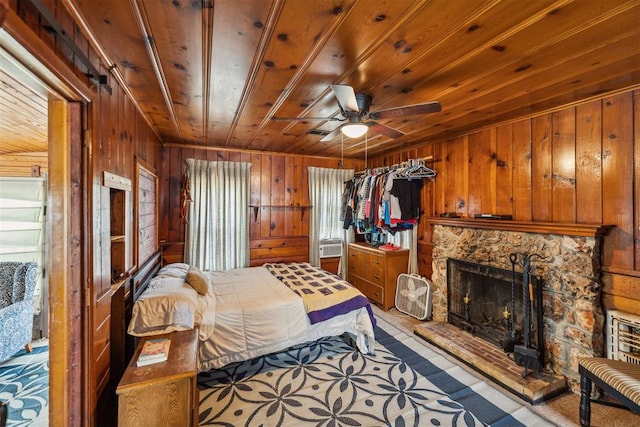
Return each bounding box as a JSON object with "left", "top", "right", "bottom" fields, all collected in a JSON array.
[{"left": 116, "top": 328, "right": 199, "bottom": 426}]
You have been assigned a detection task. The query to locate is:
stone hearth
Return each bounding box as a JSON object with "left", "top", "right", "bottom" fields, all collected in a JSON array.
[
  {"left": 414, "top": 322, "right": 566, "bottom": 403},
  {"left": 425, "top": 220, "right": 607, "bottom": 394}
]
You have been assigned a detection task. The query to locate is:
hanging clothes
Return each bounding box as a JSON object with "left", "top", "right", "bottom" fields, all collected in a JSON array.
[
  {"left": 341, "top": 159, "right": 435, "bottom": 238},
  {"left": 390, "top": 178, "right": 423, "bottom": 220}
]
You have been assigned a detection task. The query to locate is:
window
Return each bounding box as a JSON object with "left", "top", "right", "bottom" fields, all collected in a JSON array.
[
  {"left": 0, "top": 176, "right": 46, "bottom": 332},
  {"left": 136, "top": 161, "right": 158, "bottom": 267}
]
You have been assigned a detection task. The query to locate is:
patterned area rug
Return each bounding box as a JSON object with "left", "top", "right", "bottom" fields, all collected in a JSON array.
[
  {"left": 198, "top": 318, "right": 550, "bottom": 426},
  {"left": 0, "top": 341, "right": 48, "bottom": 426}
]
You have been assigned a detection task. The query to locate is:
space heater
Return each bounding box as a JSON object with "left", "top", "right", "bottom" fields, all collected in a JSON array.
[{"left": 606, "top": 309, "right": 640, "bottom": 364}]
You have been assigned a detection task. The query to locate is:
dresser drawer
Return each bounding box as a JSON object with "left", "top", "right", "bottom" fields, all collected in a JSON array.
[
  {"left": 349, "top": 250, "right": 383, "bottom": 282},
  {"left": 350, "top": 275, "right": 384, "bottom": 305},
  {"left": 369, "top": 269, "right": 384, "bottom": 286}
]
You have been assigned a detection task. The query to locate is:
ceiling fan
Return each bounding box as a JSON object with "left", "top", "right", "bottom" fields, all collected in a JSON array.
[{"left": 273, "top": 84, "right": 441, "bottom": 142}]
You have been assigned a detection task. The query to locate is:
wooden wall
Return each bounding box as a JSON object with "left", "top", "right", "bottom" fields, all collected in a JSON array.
[
  {"left": 90, "top": 78, "right": 161, "bottom": 410},
  {"left": 91, "top": 85, "right": 162, "bottom": 296},
  {"left": 5, "top": 1, "right": 163, "bottom": 425},
  {"left": 371, "top": 88, "right": 640, "bottom": 316},
  {"left": 159, "top": 146, "right": 363, "bottom": 266},
  {"left": 88, "top": 68, "right": 162, "bottom": 427},
  {"left": 0, "top": 152, "right": 47, "bottom": 176}
]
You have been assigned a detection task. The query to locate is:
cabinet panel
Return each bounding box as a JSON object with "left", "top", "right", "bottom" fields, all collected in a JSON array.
[{"left": 320, "top": 257, "right": 340, "bottom": 275}]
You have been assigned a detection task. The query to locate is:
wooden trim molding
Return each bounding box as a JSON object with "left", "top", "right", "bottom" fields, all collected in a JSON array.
[
  {"left": 602, "top": 266, "right": 640, "bottom": 278},
  {"left": 0, "top": 0, "right": 8, "bottom": 27},
  {"left": 61, "top": 0, "right": 161, "bottom": 141},
  {"left": 426, "top": 217, "right": 612, "bottom": 238},
  {"left": 103, "top": 171, "right": 132, "bottom": 191},
  {"left": 0, "top": 8, "right": 92, "bottom": 101},
  {"left": 48, "top": 99, "right": 84, "bottom": 427}
]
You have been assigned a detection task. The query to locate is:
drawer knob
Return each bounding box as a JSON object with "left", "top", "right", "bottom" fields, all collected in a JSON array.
[
  {"left": 374, "top": 274, "right": 380, "bottom": 279},
  {"left": 375, "top": 292, "right": 381, "bottom": 296}
]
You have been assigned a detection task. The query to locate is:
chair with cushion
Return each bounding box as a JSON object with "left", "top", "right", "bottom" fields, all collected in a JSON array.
[
  {"left": 0, "top": 261, "right": 38, "bottom": 363},
  {"left": 578, "top": 357, "right": 640, "bottom": 427}
]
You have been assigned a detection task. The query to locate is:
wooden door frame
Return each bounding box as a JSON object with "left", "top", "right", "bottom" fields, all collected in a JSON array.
[{"left": 1, "top": 9, "right": 94, "bottom": 427}]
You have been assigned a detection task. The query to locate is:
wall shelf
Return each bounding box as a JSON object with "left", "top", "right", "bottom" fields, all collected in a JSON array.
[{"left": 249, "top": 205, "right": 312, "bottom": 222}]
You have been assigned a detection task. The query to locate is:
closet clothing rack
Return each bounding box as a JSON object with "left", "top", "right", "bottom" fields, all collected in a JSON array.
[{"left": 355, "top": 156, "right": 436, "bottom": 179}]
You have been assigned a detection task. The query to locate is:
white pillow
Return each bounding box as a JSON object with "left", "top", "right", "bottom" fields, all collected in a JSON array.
[
  {"left": 156, "top": 263, "right": 190, "bottom": 279},
  {"left": 128, "top": 276, "right": 199, "bottom": 336}
]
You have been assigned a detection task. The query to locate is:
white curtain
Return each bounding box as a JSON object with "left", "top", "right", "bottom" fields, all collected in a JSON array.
[
  {"left": 184, "top": 159, "right": 251, "bottom": 271},
  {"left": 308, "top": 167, "right": 354, "bottom": 276}
]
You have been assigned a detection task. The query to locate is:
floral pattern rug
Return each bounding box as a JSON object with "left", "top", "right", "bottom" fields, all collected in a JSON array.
[
  {"left": 0, "top": 340, "right": 48, "bottom": 426},
  {"left": 198, "top": 318, "right": 548, "bottom": 426}
]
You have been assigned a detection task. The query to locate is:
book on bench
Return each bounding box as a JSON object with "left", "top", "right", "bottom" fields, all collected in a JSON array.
[{"left": 136, "top": 337, "right": 171, "bottom": 367}]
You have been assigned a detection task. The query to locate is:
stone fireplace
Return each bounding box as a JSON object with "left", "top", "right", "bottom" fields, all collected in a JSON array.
[{"left": 424, "top": 219, "right": 608, "bottom": 394}]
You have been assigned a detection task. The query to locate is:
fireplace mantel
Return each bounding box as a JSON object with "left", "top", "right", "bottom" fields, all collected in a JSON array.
[{"left": 427, "top": 217, "right": 611, "bottom": 238}]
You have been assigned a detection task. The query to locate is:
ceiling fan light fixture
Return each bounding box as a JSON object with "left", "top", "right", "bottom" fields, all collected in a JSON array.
[{"left": 341, "top": 123, "right": 368, "bottom": 138}]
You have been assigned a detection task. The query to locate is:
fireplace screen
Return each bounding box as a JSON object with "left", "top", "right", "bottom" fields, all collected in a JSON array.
[{"left": 446, "top": 258, "right": 543, "bottom": 353}]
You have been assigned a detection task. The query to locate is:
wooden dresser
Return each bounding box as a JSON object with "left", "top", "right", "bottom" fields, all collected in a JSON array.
[
  {"left": 347, "top": 242, "right": 409, "bottom": 311},
  {"left": 117, "top": 328, "right": 199, "bottom": 427}
]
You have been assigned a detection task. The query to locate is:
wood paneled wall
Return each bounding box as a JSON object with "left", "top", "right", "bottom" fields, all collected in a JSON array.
[
  {"left": 92, "top": 85, "right": 162, "bottom": 297},
  {"left": 0, "top": 152, "right": 47, "bottom": 176},
  {"left": 90, "top": 74, "right": 162, "bottom": 421},
  {"left": 159, "top": 146, "right": 363, "bottom": 266},
  {"left": 5, "top": 1, "right": 164, "bottom": 425},
  {"left": 371, "top": 88, "right": 640, "bottom": 316}
]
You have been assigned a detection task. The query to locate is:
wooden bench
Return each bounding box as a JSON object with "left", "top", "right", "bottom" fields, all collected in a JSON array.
[{"left": 578, "top": 357, "right": 640, "bottom": 427}]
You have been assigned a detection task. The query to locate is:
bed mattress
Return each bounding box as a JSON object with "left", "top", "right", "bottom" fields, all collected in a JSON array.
[{"left": 129, "top": 264, "right": 376, "bottom": 372}]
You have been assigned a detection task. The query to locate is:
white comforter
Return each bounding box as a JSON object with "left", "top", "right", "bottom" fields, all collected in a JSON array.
[{"left": 129, "top": 265, "right": 376, "bottom": 372}]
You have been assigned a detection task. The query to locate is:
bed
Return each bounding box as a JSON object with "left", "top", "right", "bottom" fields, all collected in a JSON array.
[{"left": 127, "top": 253, "right": 376, "bottom": 372}]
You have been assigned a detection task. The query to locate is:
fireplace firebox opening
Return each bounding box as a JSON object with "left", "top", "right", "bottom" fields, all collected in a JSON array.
[{"left": 446, "top": 257, "right": 544, "bottom": 372}]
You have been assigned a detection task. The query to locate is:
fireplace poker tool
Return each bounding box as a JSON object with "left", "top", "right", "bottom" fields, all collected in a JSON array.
[
  {"left": 514, "top": 254, "right": 545, "bottom": 377},
  {"left": 503, "top": 253, "right": 519, "bottom": 353}
]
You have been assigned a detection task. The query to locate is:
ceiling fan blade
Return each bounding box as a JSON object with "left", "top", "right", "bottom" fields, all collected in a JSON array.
[
  {"left": 367, "top": 121, "right": 405, "bottom": 139},
  {"left": 331, "top": 84, "right": 359, "bottom": 112},
  {"left": 369, "top": 101, "right": 441, "bottom": 120},
  {"left": 272, "top": 116, "right": 343, "bottom": 122},
  {"left": 319, "top": 126, "right": 343, "bottom": 142}
]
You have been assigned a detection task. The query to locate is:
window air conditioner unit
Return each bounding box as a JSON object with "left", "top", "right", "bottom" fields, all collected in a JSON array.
[{"left": 319, "top": 239, "right": 343, "bottom": 258}]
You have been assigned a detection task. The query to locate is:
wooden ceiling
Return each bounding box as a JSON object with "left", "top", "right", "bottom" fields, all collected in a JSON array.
[
  {"left": 0, "top": 44, "right": 48, "bottom": 156},
  {"left": 4, "top": 0, "right": 640, "bottom": 159}
]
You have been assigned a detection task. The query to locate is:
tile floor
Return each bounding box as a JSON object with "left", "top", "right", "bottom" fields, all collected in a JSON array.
[{"left": 375, "top": 306, "right": 640, "bottom": 427}]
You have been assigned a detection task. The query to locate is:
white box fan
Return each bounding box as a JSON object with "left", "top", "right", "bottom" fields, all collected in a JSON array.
[{"left": 395, "top": 274, "right": 433, "bottom": 320}]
